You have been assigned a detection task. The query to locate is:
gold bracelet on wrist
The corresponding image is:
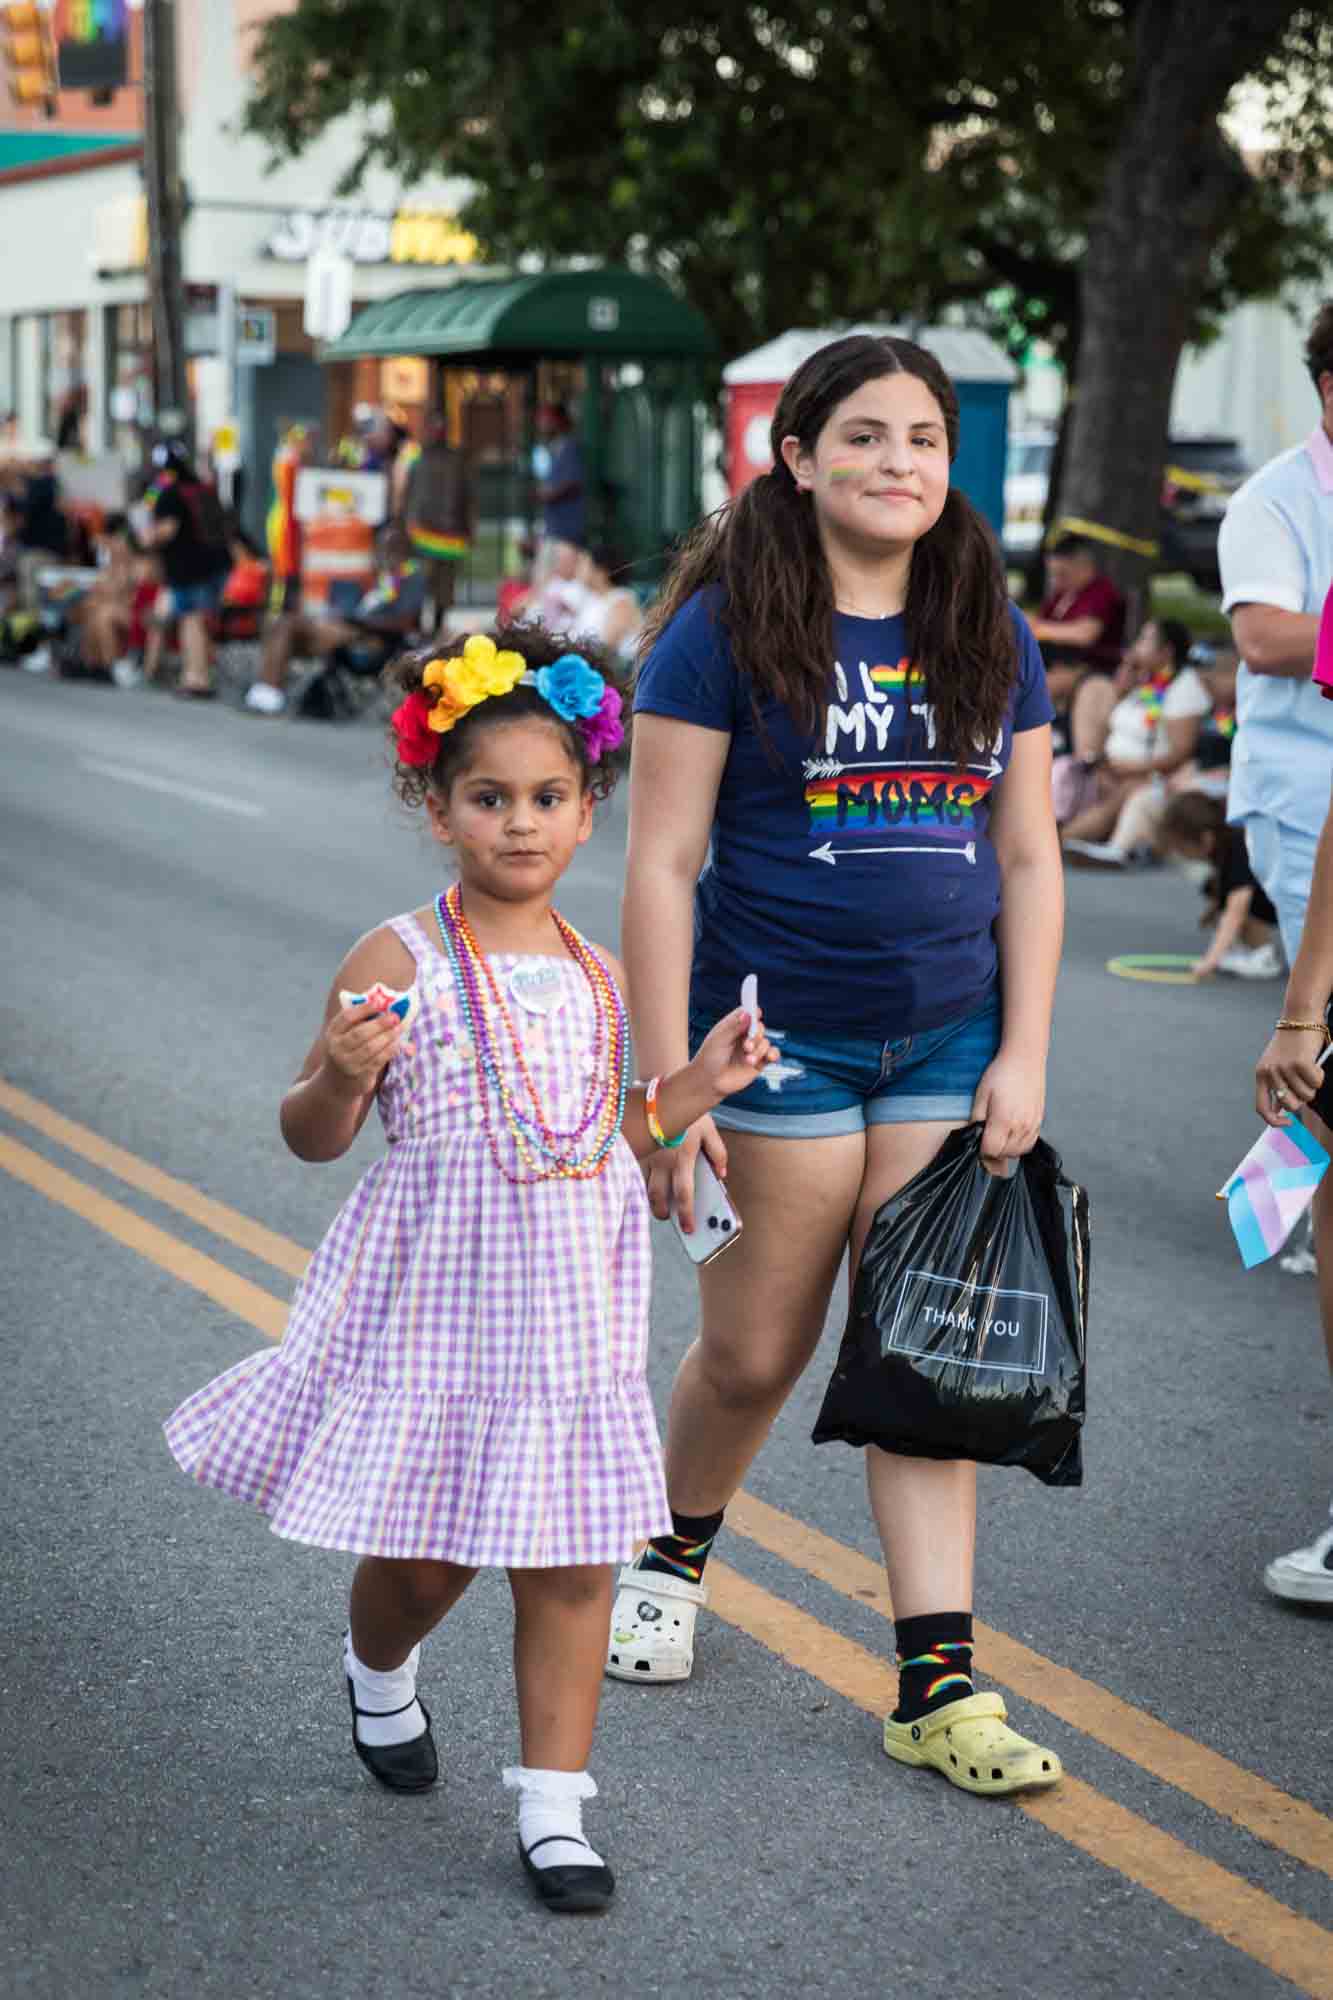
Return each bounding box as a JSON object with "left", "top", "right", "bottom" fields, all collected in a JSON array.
[{"left": 1275, "top": 1017, "right": 1331, "bottom": 1046}]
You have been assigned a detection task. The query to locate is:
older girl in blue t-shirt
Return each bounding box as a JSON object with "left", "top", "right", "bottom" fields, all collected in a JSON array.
[{"left": 611, "top": 334, "right": 1065, "bottom": 1799}]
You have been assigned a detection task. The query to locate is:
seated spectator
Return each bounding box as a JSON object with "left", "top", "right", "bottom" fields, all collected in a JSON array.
[
  {"left": 1171, "top": 640, "right": 1237, "bottom": 798},
  {"left": 567, "top": 544, "right": 641, "bottom": 658},
  {"left": 244, "top": 523, "right": 426, "bottom": 717},
  {"left": 1088, "top": 639, "right": 1237, "bottom": 860},
  {"left": 71, "top": 513, "right": 139, "bottom": 681},
  {"left": 10, "top": 440, "right": 67, "bottom": 608},
  {"left": 514, "top": 537, "right": 587, "bottom": 631},
  {"left": 1027, "top": 533, "right": 1127, "bottom": 710},
  {"left": 1160, "top": 790, "right": 1282, "bottom": 981},
  {"left": 1058, "top": 617, "right": 1208, "bottom": 864}
]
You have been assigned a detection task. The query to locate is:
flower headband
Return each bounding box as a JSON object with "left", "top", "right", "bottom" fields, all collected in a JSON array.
[{"left": 390, "top": 633, "right": 625, "bottom": 770}]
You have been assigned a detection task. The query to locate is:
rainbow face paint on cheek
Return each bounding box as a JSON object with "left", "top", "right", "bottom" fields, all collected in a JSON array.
[{"left": 827, "top": 460, "right": 862, "bottom": 484}]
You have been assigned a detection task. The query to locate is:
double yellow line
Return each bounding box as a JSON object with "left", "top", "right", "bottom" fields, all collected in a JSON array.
[{"left": 2, "top": 1075, "right": 1331, "bottom": 1992}]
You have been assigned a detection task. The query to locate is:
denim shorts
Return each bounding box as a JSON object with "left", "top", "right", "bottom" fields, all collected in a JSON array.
[
  {"left": 690, "top": 991, "right": 1002, "bottom": 1139},
  {"left": 169, "top": 577, "right": 225, "bottom": 618},
  {"left": 1241, "top": 812, "right": 1317, "bottom": 966}
]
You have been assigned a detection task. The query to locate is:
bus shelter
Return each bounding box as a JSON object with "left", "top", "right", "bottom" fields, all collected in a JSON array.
[{"left": 323, "top": 266, "right": 718, "bottom": 603}]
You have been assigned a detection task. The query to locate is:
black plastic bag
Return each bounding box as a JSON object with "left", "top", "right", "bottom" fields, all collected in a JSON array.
[{"left": 812, "top": 1126, "right": 1088, "bottom": 1486}]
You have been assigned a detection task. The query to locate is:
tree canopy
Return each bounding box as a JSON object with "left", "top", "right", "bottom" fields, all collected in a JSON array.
[
  {"left": 245, "top": 1, "right": 1333, "bottom": 586},
  {"left": 245, "top": 1, "right": 1331, "bottom": 370}
]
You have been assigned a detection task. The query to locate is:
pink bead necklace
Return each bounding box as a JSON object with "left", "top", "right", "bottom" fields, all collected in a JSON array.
[{"left": 434, "top": 885, "right": 628, "bottom": 1184}]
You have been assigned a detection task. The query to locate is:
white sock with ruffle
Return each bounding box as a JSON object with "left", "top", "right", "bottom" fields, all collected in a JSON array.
[
  {"left": 502, "top": 1766, "right": 603, "bottom": 1869},
  {"left": 344, "top": 1632, "right": 426, "bottom": 1748}
]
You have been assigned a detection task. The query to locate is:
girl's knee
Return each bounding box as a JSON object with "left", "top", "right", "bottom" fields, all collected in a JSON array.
[
  {"left": 384, "top": 1556, "right": 474, "bottom": 1621},
  {"left": 511, "top": 1563, "right": 611, "bottom": 1611},
  {"left": 696, "top": 1331, "right": 814, "bottom": 1412}
]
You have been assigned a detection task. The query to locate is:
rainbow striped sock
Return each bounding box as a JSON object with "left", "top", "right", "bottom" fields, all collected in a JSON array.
[
  {"left": 639, "top": 1507, "right": 726, "bottom": 1585},
  {"left": 892, "top": 1612, "right": 974, "bottom": 1722}
]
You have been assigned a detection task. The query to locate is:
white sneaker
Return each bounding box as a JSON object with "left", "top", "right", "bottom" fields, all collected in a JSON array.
[
  {"left": 244, "top": 682, "right": 286, "bottom": 716},
  {"left": 1280, "top": 1212, "right": 1318, "bottom": 1275},
  {"left": 1219, "top": 942, "right": 1284, "bottom": 980},
  {"left": 1063, "top": 838, "right": 1127, "bottom": 868},
  {"left": 1264, "top": 1511, "right": 1333, "bottom": 1604},
  {"left": 111, "top": 656, "right": 143, "bottom": 690},
  {"left": 20, "top": 644, "right": 52, "bottom": 674}
]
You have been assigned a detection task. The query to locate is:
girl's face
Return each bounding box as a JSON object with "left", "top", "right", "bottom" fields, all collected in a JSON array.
[
  {"left": 426, "top": 717, "right": 593, "bottom": 903},
  {"left": 1126, "top": 621, "right": 1167, "bottom": 679},
  {"left": 781, "top": 372, "right": 950, "bottom": 554}
]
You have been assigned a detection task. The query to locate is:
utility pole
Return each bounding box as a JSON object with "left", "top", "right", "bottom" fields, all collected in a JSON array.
[{"left": 142, "top": 0, "right": 188, "bottom": 436}]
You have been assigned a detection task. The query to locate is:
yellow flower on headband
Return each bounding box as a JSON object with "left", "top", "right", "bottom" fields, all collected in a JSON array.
[
  {"left": 422, "top": 654, "right": 467, "bottom": 733},
  {"left": 462, "top": 632, "right": 527, "bottom": 696},
  {"left": 422, "top": 637, "right": 528, "bottom": 731}
]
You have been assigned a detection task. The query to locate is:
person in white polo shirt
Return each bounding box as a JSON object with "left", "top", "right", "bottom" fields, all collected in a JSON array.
[{"left": 1221, "top": 297, "right": 1333, "bottom": 1605}]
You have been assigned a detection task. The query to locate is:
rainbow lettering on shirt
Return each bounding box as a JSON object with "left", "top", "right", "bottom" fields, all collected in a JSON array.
[{"left": 805, "top": 766, "right": 992, "bottom": 836}]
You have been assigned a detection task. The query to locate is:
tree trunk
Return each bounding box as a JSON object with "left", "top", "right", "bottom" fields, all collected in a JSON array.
[{"left": 1056, "top": 0, "right": 1300, "bottom": 603}]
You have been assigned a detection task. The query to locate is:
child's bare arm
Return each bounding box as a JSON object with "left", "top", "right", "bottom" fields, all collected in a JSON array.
[
  {"left": 281, "top": 928, "right": 416, "bottom": 1162},
  {"left": 1194, "top": 886, "right": 1253, "bottom": 980}
]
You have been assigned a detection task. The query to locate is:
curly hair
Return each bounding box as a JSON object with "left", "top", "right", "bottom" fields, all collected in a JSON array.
[
  {"left": 1304, "top": 300, "right": 1333, "bottom": 389},
  {"left": 642, "top": 335, "right": 1017, "bottom": 769},
  {"left": 384, "top": 621, "right": 630, "bottom": 810}
]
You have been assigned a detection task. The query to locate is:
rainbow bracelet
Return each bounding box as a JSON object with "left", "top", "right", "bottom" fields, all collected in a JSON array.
[{"left": 645, "top": 1076, "right": 686, "bottom": 1149}]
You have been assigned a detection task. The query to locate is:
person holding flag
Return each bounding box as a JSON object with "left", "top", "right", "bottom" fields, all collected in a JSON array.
[{"left": 1251, "top": 592, "right": 1333, "bottom": 1603}]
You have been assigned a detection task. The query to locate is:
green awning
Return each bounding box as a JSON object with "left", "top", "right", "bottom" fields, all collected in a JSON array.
[{"left": 323, "top": 267, "right": 716, "bottom": 362}]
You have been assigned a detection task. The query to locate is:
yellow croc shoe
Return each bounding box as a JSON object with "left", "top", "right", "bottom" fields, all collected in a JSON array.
[{"left": 882, "top": 1691, "right": 1062, "bottom": 1797}]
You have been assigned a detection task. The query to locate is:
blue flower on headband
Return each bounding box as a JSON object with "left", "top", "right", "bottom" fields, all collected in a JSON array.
[{"left": 533, "top": 653, "right": 605, "bottom": 722}]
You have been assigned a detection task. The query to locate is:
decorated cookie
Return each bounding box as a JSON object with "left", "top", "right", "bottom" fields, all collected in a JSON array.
[{"left": 339, "top": 982, "right": 420, "bottom": 1030}]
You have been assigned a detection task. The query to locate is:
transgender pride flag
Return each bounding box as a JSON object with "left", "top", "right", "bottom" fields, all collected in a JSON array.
[{"left": 1219, "top": 1119, "right": 1329, "bottom": 1269}]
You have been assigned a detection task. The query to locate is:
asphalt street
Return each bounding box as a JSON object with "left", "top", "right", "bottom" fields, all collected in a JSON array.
[{"left": 2, "top": 670, "right": 1331, "bottom": 2000}]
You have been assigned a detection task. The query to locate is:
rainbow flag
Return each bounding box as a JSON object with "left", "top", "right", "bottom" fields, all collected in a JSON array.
[{"left": 1219, "top": 1119, "right": 1328, "bottom": 1268}]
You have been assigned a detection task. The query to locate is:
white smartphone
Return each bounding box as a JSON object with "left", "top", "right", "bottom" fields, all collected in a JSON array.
[{"left": 670, "top": 1150, "right": 744, "bottom": 1265}]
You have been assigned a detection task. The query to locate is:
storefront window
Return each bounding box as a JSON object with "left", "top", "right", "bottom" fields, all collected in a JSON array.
[
  {"left": 45, "top": 310, "right": 87, "bottom": 452},
  {"left": 109, "top": 303, "right": 152, "bottom": 470}
]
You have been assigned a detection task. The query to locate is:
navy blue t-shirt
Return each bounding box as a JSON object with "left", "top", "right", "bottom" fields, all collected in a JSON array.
[{"left": 633, "top": 589, "right": 1053, "bottom": 1039}]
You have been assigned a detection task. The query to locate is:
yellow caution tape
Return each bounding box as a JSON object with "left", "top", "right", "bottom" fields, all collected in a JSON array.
[
  {"left": 1049, "top": 515, "right": 1160, "bottom": 559},
  {"left": 1164, "top": 464, "right": 1226, "bottom": 495}
]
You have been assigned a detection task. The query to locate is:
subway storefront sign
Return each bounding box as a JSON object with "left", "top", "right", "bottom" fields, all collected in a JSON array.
[{"left": 267, "top": 208, "right": 479, "bottom": 268}]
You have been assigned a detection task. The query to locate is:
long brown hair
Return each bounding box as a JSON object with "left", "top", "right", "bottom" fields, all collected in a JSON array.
[{"left": 643, "top": 335, "right": 1018, "bottom": 766}]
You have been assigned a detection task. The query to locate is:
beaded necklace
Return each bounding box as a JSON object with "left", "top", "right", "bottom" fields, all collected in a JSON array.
[
  {"left": 434, "top": 884, "right": 628, "bottom": 1184},
  {"left": 1134, "top": 668, "right": 1175, "bottom": 729}
]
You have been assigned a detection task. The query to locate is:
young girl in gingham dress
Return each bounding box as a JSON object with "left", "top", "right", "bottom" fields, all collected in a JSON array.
[{"left": 165, "top": 623, "right": 772, "bottom": 1915}]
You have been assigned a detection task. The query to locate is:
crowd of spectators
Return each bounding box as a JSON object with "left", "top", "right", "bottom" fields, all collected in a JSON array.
[
  {"left": 1, "top": 403, "right": 643, "bottom": 721},
  {"left": 3, "top": 405, "right": 1268, "bottom": 984},
  {"left": 1030, "top": 535, "right": 1277, "bottom": 981}
]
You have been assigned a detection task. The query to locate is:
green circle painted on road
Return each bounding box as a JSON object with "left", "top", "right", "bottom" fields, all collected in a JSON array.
[{"left": 1106, "top": 953, "right": 1198, "bottom": 985}]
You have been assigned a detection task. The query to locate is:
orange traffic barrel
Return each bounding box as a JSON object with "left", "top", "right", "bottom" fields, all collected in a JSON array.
[{"left": 300, "top": 509, "right": 375, "bottom": 614}]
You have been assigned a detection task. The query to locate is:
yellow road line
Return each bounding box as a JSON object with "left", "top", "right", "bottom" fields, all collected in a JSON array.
[
  {"left": 4, "top": 1088, "right": 1333, "bottom": 1993},
  {"left": 9, "top": 1071, "right": 1326, "bottom": 1882},
  {"left": 727, "top": 1491, "right": 1333, "bottom": 1882},
  {"left": 708, "top": 1562, "right": 1333, "bottom": 2000},
  {"left": 0, "top": 1136, "right": 288, "bottom": 1341},
  {"left": 0, "top": 1079, "right": 310, "bottom": 1280}
]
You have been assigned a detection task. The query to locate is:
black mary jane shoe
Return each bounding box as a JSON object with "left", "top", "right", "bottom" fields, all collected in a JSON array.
[
  {"left": 345, "top": 1677, "right": 439, "bottom": 1793},
  {"left": 519, "top": 1835, "right": 616, "bottom": 1914}
]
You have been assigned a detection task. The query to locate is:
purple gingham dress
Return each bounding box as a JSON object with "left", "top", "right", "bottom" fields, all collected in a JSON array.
[{"left": 164, "top": 910, "right": 669, "bottom": 1568}]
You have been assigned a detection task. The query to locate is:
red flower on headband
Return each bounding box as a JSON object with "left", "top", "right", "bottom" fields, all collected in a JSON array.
[{"left": 391, "top": 690, "right": 439, "bottom": 768}]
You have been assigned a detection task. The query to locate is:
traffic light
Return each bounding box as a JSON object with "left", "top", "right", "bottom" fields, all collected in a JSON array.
[{"left": 3, "top": 3, "right": 56, "bottom": 109}]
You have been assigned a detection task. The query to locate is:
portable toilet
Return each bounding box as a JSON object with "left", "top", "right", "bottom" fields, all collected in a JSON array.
[{"left": 723, "top": 325, "right": 1016, "bottom": 537}]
